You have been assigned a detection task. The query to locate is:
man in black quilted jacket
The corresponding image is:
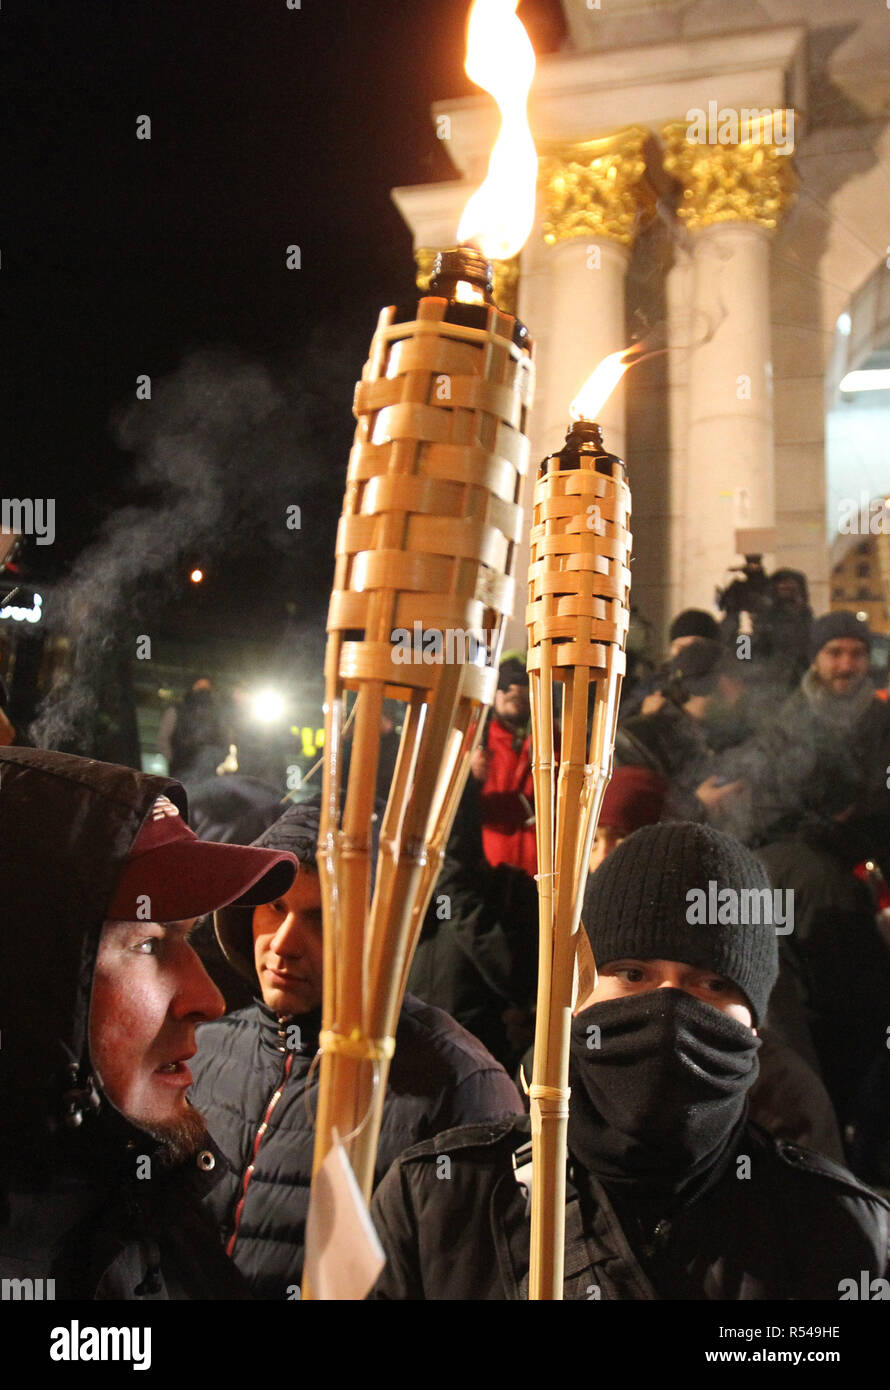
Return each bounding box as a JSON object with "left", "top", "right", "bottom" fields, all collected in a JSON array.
[
  {"left": 368, "top": 822, "right": 890, "bottom": 1300},
  {"left": 188, "top": 800, "right": 523, "bottom": 1298}
]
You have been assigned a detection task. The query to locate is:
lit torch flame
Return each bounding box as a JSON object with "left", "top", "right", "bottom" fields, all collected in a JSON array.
[
  {"left": 570, "top": 348, "right": 639, "bottom": 422},
  {"left": 456, "top": 0, "right": 537, "bottom": 262}
]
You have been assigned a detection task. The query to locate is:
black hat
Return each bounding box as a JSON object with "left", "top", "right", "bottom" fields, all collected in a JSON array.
[
  {"left": 770, "top": 568, "right": 810, "bottom": 605},
  {"left": 581, "top": 822, "right": 778, "bottom": 1024},
  {"left": 497, "top": 653, "right": 529, "bottom": 691},
  {"left": 669, "top": 609, "right": 720, "bottom": 643},
  {"left": 666, "top": 638, "right": 731, "bottom": 696},
  {"left": 809, "top": 610, "right": 871, "bottom": 662}
]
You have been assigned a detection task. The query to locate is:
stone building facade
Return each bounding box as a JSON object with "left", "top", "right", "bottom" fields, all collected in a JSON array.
[{"left": 393, "top": 0, "right": 890, "bottom": 652}]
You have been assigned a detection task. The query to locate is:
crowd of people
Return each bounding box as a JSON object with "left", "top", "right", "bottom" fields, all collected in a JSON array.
[
  {"left": 1, "top": 576, "right": 889, "bottom": 1301},
  {"left": 460, "top": 591, "right": 890, "bottom": 1176}
]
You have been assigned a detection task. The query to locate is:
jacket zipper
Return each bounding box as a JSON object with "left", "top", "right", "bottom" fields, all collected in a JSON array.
[{"left": 226, "top": 1051, "right": 294, "bottom": 1258}]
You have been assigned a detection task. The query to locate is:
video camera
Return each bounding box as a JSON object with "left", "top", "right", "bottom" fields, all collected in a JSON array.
[{"left": 715, "top": 529, "right": 778, "bottom": 627}]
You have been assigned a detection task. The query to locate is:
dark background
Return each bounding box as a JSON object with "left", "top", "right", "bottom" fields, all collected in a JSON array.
[{"left": 4, "top": 0, "right": 565, "bottom": 644}]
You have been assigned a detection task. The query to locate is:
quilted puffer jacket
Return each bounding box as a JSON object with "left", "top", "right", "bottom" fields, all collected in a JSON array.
[{"left": 189, "top": 995, "right": 523, "bottom": 1298}]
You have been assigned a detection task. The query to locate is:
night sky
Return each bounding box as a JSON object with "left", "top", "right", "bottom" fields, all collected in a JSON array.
[{"left": 4, "top": 0, "right": 565, "bottom": 654}]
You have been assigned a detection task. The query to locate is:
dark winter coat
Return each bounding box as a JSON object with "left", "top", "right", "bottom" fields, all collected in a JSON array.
[
  {"left": 615, "top": 702, "right": 716, "bottom": 822},
  {"left": 758, "top": 832, "right": 890, "bottom": 1128},
  {"left": 189, "top": 994, "right": 523, "bottom": 1298},
  {"left": 369, "top": 1115, "right": 890, "bottom": 1300},
  {"left": 743, "top": 681, "right": 890, "bottom": 862},
  {"left": 407, "top": 836, "right": 539, "bottom": 1070},
  {"left": 0, "top": 745, "right": 249, "bottom": 1300},
  {"left": 169, "top": 687, "right": 227, "bottom": 784},
  {"left": 747, "top": 1030, "right": 844, "bottom": 1163}
]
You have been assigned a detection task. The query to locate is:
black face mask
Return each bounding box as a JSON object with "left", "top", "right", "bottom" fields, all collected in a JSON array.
[{"left": 568, "top": 990, "right": 760, "bottom": 1197}]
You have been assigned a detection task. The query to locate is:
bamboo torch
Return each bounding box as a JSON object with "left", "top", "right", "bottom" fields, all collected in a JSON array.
[
  {"left": 526, "top": 350, "right": 634, "bottom": 1300},
  {"left": 303, "top": 0, "right": 538, "bottom": 1300}
]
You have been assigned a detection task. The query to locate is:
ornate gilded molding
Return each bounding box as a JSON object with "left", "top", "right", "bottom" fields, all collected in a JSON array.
[
  {"left": 414, "top": 248, "right": 438, "bottom": 292},
  {"left": 413, "top": 247, "right": 521, "bottom": 316},
  {"left": 538, "top": 126, "right": 657, "bottom": 247},
  {"left": 491, "top": 256, "right": 519, "bottom": 316},
  {"left": 662, "top": 116, "right": 798, "bottom": 232}
]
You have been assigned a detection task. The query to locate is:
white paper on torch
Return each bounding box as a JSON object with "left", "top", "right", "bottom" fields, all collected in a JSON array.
[{"left": 303, "top": 1138, "right": 386, "bottom": 1301}]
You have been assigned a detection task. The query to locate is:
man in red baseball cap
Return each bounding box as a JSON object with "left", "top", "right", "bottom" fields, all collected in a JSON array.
[
  {"left": 106, "top": 790, "right": 296, "bottom": 924},
  {"left": 93, "top": 791, "right": 297, "bottom": 1162},
  {"left": 0, "top": 746, "right": 297, "bottom": 1299}
]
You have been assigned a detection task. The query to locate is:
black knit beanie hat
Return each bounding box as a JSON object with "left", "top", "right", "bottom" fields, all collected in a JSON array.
[
  {"left": 498, "top": 652, "right": 529, "bottom": 691},
  {"left": 581, "top": 822, "right": 778, "bottom": 1024},
  {"left": 809, "top": 610, "right": 871, "bottom": 662},
  {"left": 665, "top": 638, "right": 732, "bottom": 696},
  {"left": 669, "top": 609, "right": 720, "bottom": 643}
]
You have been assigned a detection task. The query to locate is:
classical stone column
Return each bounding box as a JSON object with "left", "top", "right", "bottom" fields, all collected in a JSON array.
[
  {"left": 663, "top": 244, "right": 695, "bottom": 624},
  {"left": 536, "top": 127, "right": 656, "bottom": 459},
  {"left": 662, "top": 119, "right": 798, "bottom": 612}
]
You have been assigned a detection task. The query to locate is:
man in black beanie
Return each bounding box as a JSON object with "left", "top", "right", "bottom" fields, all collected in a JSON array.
[
  {"left": 187, "top": 800, "right": 522, "bottom": 1298},
  {"left": 745, "top": 609, "right": 888, "bottom": 847},
  {"left": 740, "top": 611, "right": 890, "bottom": 1145},
  {"left": 669, "top": 607, "right": 721, "bottom": 653},
  {"left": 369, "top": 822, "right": 888, "bottom": 1299},
  {"left": 621, "top": 609, "right": 722, "bottom": 719}
]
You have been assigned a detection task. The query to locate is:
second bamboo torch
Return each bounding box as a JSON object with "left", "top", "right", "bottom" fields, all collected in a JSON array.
[{"left": 526, "top": 352, "right": 634, "bottom": 1300}]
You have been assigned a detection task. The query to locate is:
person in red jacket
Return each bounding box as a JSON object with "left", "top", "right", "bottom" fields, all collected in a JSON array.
[{"left": 470, "top": 654, "right": 537, "bottom": 876}]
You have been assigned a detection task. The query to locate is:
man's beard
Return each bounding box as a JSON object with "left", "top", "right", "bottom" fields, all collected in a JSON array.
[{"left": 145, "top": 1103, "right": 209, "bottom": 1168}]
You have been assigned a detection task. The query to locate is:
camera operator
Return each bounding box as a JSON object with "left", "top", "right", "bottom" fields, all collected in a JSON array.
[{"left": 717, "top": 559, "right": 812, "bottom": 702}]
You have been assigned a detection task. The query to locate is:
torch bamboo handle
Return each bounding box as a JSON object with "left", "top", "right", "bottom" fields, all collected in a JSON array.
[
  {"left": 526, "top": 443, "right": 632, "bottom": 1301},
  {"left": 305, "top": 290, "right": 534, "bottom": 1298}
]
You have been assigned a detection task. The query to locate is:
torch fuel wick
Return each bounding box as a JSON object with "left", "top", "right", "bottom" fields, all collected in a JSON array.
[
  {"left": 430, "top": 246, "right": 495, "bottom": 305},
  {"left": 540, "top": 420, "right": 626, "bottom": 479}
]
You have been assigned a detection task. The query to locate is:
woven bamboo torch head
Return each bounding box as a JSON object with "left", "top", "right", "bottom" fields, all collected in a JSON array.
[
  {"left": 325, "top": 249, "right": 534, "bottom": 832},
  {"left": 527, "top": 420, "right": 632, "bottom": 696}
]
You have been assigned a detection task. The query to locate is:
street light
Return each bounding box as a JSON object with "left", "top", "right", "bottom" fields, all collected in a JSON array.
[{"left": 250, "top": 689, "right": 285, "bottom": 724}]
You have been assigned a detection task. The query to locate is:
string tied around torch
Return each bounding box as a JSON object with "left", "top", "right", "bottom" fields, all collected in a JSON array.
[
  {"left": 303, "top": 1030, "right": 397, "bottom": 1145},
  {"left": 318, "top": 1028, "right": 397, "bottom": 1063},
  {"left": 528, "top": 1083, "right": 571, "bottom": 1120}
]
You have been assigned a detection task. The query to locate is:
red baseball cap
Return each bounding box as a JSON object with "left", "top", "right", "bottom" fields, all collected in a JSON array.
[{"left": 108, "top": 795, "right": 298, "bottom": 922}]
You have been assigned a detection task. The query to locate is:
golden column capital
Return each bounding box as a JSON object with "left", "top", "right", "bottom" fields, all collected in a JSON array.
[
  {"left": 413, "top": 248, "right": 520, "bottom": 316},
  {"left": 538, "top": 126, "right": 657, "bottom": 248},
  {"left": 662, "top": 115, "right": 798, "bottom": 232},
  {"left": 414, "top": 247, "right": 438, "bottom": 292}
]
